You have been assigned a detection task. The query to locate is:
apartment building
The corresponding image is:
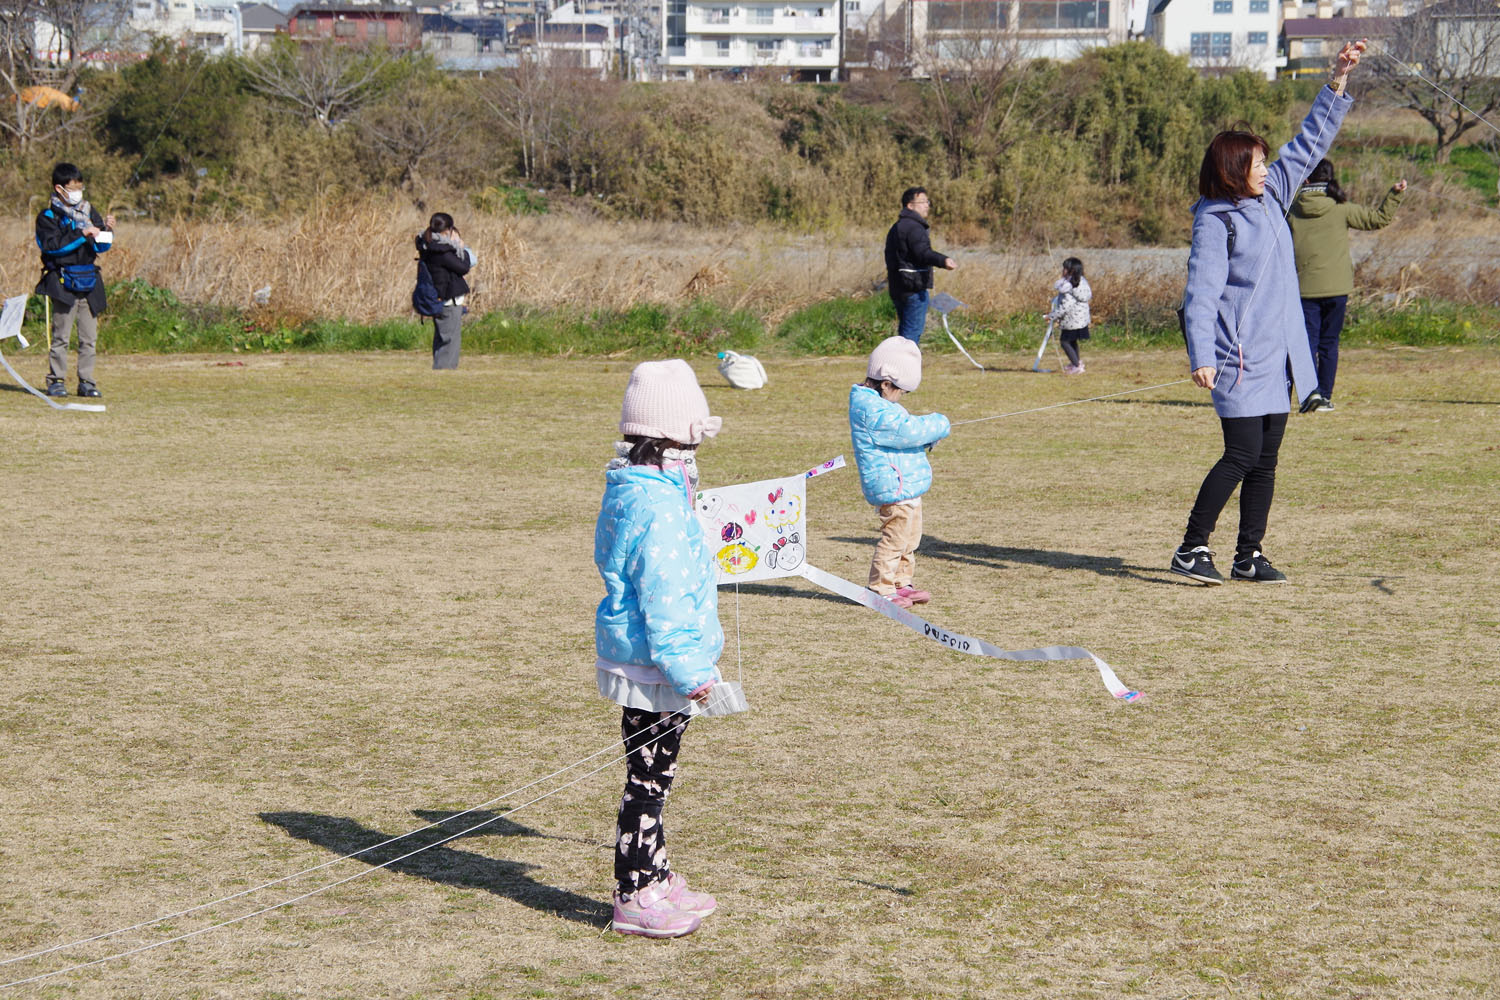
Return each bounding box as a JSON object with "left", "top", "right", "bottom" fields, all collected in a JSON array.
[{"left": 660, "top": 0, "right": 841, "bottom": 80}]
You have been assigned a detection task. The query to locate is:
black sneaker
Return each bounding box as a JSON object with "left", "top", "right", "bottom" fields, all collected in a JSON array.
[
  {"left": 1299, "top": 393, "right": 1327, "bottom": 414},
  {"left": 1171, "top": 545, "right": 1224, "bottom": 585},
  {"left": 77, "top": 381, "right": 101, "bottom": 398},
  {"left": 45, "top": 379, "right": 67, "bottom": 398},
  {"left": 1231, "top": 550, "right": 1287, "bottom": 583},
  {"left": 1316, "top": 399, "right": 1335, "bottom": 412}
]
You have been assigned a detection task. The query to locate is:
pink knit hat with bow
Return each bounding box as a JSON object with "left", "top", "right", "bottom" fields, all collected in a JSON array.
[
  {"left": 619, "top": 359, "right": 723, "bottom": 445},
  {"left": 867, "top": 336, "right": 923, "bottom": 392}
]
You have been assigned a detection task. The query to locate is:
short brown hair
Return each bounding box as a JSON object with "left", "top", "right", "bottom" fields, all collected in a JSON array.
[{"left": 1198, "top": 129, "right": 1270, "bottom": 202}]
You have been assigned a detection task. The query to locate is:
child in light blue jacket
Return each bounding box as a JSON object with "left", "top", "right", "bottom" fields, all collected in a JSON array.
[
  {"left": 849, "top": 337, "right": 950, "bottom": 609},
  {"left": 595, "top": 359, "right": 723, "bottom": 939}
]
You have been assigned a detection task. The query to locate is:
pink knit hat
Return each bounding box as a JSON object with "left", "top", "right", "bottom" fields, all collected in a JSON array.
[
  {"left": 619, "top": 359, "right": 723, "bottom": 445},
  {"left": 866, "top": 336, "right": 922, "bottom": 392}
]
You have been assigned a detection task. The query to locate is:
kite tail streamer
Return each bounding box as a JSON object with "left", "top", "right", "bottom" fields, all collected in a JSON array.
[{"left": 797, "top": 563, "right": 1141, "bottom": 702}]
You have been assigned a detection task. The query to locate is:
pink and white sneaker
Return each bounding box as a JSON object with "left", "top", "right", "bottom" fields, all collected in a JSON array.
[
  {"left": 666, "top": 872, "right": 718, "bottom": 917},
  {"left": 895, "top": 586, "right": 931, "bottom": 605},
  {"left": 612, "top": 880, "right": 701, "bottom": 938}
]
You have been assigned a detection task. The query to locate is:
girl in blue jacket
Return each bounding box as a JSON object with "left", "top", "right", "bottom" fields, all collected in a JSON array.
[
  {"left": 595, "top": 359, "right": 724, "bottom": 938},
  {"left": 850, "top": 337, "right": 951, "bottom": 608},
  {"left": 1172, "top": 39, "right": 1366, "bottom": 587}
]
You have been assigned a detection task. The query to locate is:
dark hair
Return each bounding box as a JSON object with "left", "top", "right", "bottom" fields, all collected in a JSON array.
[
  {"left": 1198, "top": 129, "right": 1271, "bottom": 202},
  {"left": 428, "top": 212, "right": 455, "bottom": 233},
  {"left": 624, "top": 435, "right": 694, "bottom": 467},
  {"left": 1062, "top": 257, "right": 1084, "bottom": 287},
  {"left": 1306, "top": 159, "right": 1347, "bottom": 203},
  {"left": 51, "top": 162, "right": 83, "bottom": 188},
  {"left": 900, "top": 186, "right": 927, "bottom": 210}
]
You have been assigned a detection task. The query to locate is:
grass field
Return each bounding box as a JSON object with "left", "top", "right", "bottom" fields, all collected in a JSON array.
[{"left": 1, "top": 345, "right": 1497, "bottom": 999}]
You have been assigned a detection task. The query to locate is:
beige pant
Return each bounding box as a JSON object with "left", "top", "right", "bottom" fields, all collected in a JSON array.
[
  {"left": 868, "top": 499, "right": 922, "bottom": 595},
  {"left": 49, "top": 298, "right": 98, "bottom": 385}
]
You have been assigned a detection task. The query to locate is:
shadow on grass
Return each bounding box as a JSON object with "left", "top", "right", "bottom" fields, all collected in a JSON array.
[
  {"left": 826, "top": 535, "right": 1174, "bottom": 585},
  {"left": 732, "top": 581, "right": 854, "bottom": 605},
  {"left": 1388, "top": 398, "right": 1499, "bottom": 406},
  {"left": 259, "top": 811, "right": 610, "bottom": 926}
]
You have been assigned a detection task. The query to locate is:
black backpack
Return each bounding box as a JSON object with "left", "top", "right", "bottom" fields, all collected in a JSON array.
[{"left": 412, "top": 260, "right": 444, "bottom": 317}]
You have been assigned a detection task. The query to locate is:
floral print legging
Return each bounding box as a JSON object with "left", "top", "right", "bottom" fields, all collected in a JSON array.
[{"left": 615, "top": 708, "right": 690, "bottom": 901}]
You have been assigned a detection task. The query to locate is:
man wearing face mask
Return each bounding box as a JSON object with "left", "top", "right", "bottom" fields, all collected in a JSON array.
[{"left": 36, "top": 162, "right": 115, "bottom": 399}]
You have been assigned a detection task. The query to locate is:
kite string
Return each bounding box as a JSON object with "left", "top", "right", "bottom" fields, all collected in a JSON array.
[
  {"left": 949, "top": 378, "right": 1193, "bottom": 427},
  {"left": 0, "top": 709, "right": 695, "bottom": 990},
  {"left": 0, "top": 705, "right": 694, "bottom": 972},
  {"left": 1371, "top": 45, "right": 1500, "bottom": 140}
]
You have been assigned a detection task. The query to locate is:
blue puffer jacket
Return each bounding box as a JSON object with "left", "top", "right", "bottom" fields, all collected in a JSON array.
[
  {"left": 595, "top": 464, "right": 723, "bottom": 696},
  {"left": 848, "top": 384, "right": 950, "bottom": 506}
]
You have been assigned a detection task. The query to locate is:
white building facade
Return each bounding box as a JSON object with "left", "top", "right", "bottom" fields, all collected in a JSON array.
[
  {"left": 128, "top": 0, "right": 247, "bottom": 55},
  {"left": 661, "top": 0, "right": 841, "bottom": 80},
  {"left": 1147, "top": 0, "right": 1282, "bottom": 78}
]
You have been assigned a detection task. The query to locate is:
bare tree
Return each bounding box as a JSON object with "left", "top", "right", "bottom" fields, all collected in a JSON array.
[
  {"left": 541, "top": 70, "right": 623, "bottom": 194},
  {"left": 354, "top": 83, "right": 471, "bottom": 195},
  {"left": 475, "top": 55, "right": 557, "bottom": 180},
  {"left": 915, "top": 25, "right": 1033, "bottom": 180},
  {"left": 243, "top": 36, "right": 403, "bottom": 132},
  {"left": 0, "top": 0, "right": 127, "bottom": 151},
  {"left": 1371, "top": 0, "right": 1500, "bottom": 163}
]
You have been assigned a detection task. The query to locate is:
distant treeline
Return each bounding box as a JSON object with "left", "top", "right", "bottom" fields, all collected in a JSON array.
[{"left": 0, "top": 40, "right": 1345, "bottom": 243}]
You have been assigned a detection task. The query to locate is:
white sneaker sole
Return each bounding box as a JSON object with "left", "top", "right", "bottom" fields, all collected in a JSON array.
[
  {"left": 612, "top": 918, "right": 700, "bottom": 938},
  {"left": 1170, "top": 563, "right": 1224, "bottom": 586}
]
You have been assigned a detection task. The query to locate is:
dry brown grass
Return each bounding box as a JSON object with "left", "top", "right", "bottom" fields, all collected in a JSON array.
[
  {"left": 1, "top": 190, "right": 1495, "bottom": 328},
  {"left": 0, "top": 346, "right": 1497, "bottom": 998}
]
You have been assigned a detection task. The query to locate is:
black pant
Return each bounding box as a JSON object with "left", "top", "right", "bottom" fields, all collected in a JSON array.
[
  {"left": 615, "top": 708, "right": 689, "bottom": 899},
  {"left": 1301, "top": 295, "right": 1347, "bottom": 400},
  {"left": 1183, "top": 412, "right": 1289, "bottom": 558},
  {"left": 1061, "top": 326, "right": 1088, "bottom": 366}
]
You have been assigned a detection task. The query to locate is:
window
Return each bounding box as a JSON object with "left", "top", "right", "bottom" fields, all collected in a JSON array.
[
  {"left": 1189, "top": 31, "right": 1209, "bottom": 57},
  {"left": 1247, "top": 30, "right": 1267, "bottom": 45},
  {"left": 934, "top": 0, "right": 1007, "bottom": 30},
  {"left": 296, "top": 13, "right": 318, "bottom": 32},
  {"left": 845, "top": 0, "right": 859, "bottom": 9},
  {"left": 1210, "top": 31, "right": 1231, "bottom": 56},
  {"left": 705, "top": 6, "right": 730, "bottom": 23},
  {"left": 1212, "top": 0, "right": 1231, "bottom": 12},
  {"left": 1018, "top": 1, "right": 1106, "bottom": 30},
  {"left": 716, "top": 38, "right": 730, "bottom": 55},
  {"left": 1249, "top": 0, "right": 1268, "bottom": 11},
  {"left": 799, "top": 40, "right": 823, "bottom": 56},
  {"left": 367, "top": 20, "right": 387, "bottom": 40},
  {"left": 756, "top": 37, "right": 779, "bottom": 52},
  {"left": 334, "top": 19, "right": 356, "bottom": 36},
  {"left": 1303, "top": 38, "right": 1323, "bottom": 56},
  {"left": 667, "top": 0, "right": 686, "bottom": 46},
  {"left": 751, "top": 6, "right": 774, "bottom": 23}
]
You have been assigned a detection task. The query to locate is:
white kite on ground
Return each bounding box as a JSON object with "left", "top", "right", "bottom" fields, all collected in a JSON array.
[{"left": 0, "top": 294, "right": 106, "bottom": 413}]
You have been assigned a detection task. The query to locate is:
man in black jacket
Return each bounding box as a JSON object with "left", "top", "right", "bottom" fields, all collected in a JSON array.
[
  {"left": 883, "top": 187, "right": 956, "bottom": 345},
  {"left": 35, "top": 162, "right": 114, "bottom": 398}
]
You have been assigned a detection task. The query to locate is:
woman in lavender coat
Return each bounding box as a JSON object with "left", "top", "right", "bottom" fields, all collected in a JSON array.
[{"left": 1170, "top": 40, "right": 1368, "bottom": 587}]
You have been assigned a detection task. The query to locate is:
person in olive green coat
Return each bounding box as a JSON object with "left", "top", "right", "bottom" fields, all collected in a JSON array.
[{"left": 1288, "top": 159, "right": 1406, "bottom": 411}]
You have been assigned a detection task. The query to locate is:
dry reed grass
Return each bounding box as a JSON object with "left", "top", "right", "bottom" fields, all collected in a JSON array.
[{"left": 0, "top": 189, "right": 1494, "bottom": 326}]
